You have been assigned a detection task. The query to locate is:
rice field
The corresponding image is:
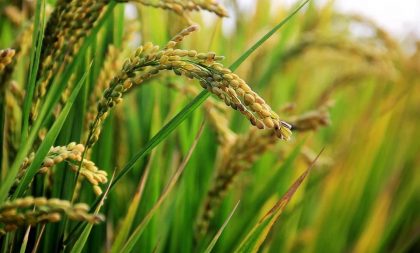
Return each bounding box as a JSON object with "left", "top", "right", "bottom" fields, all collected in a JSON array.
[{"left": 0, "top": 0, "right": 419, "bottom": 252}]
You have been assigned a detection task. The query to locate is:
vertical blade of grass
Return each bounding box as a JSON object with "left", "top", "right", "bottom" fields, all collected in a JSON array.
[
  {"left": 21, "top": 0, "right": 46, "bottom": 139},
  {"left": 234, "top": 148, "right": 323, "bottom": 253},
  {"left": 70, "top": 172, "right": 116, "bottom": 253},
  {"left": 204, "top": 201, "right": 241, "bottom": 253},
  {"left": 19, "top": 226, "right": 31, "bottom": 253},
  {"left": 110, "top": 153, "right": 154, "bottom": 252},
  {"left": 118, "top": 122, "right": 205, "bottom": 253}
]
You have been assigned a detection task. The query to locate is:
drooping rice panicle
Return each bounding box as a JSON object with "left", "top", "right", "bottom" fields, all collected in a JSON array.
[
  {"left": 0, "top": 197, "right": 103, "bottom": 236},
  {"left": 31, "top": 0, "right": 227, "bottom": 122},
  {"left": 13, "top": 143, "right": 108, "bottom": 196},
  {"left": 85, "top": 46, "right": 124, "bottom": 129},
  {"left": 86, "top": 25, "right": 291, "bottom": 147}
]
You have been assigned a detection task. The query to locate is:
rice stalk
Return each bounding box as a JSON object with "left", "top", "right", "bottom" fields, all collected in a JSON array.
[{"left": 85, "top": 45, "right": 124, "bottom": 131}]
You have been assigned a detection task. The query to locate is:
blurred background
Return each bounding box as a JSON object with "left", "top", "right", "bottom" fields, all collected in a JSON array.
[{"left": 220, "top": 0, "right": 420, "bottom": 45}]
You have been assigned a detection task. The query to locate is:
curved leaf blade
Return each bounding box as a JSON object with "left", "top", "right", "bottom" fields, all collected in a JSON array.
[{"left": 234, "top": 148, "right": 323, "bottom": 253}]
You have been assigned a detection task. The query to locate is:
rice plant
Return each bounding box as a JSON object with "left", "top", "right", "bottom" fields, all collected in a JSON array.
[{"left": 0, "top": 0, "right": 419, "bottom": 252}]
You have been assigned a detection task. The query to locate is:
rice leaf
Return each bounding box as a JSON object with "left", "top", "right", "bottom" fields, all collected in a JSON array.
[
  {"left": 204, "top": 201, "right": 241, "bottom": 253},
  {"left": 20, "top": 0, "right": 46, "bottom": 139},
  {"left": 234, "top": 148, "right": 323, "bottom": 253},
  {"left": 110, "top": 153, "right": 154, "bottom": 252},
  {"left": 19, "top": 226, "right": 31, "bottom": 253},
  {"left": 118, "top": 122, "right": 205, "bottom": 253}
]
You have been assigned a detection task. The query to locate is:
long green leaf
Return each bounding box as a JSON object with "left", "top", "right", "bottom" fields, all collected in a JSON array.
[
  {"left": 118, "top": 122, "right": 205, "bottom": 253},
  {"left": 204, "top": 201, "right": 241, "bottom": 253},
  {"left": 19, "top": 226, "right": 31, "bottom": 253},
  {"left": 110, "top": 153, "right": 154, "bottom": 252},
  {"left": 234, "top": 149, "right": 323, "bottom": 253},
  {"left": 226, "top": 140, "right": 305, "bottom": 252},
  {"left": 21, "top": 0, "right": 46, "bottom": 139}
]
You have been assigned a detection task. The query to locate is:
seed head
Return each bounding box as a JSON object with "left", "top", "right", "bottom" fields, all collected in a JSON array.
[
  {"left": 0, "top": 48, "right": 16, "bottom": 72},
  {"left": 86, "top": 25, "right": 292, "bottom": 148}
]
